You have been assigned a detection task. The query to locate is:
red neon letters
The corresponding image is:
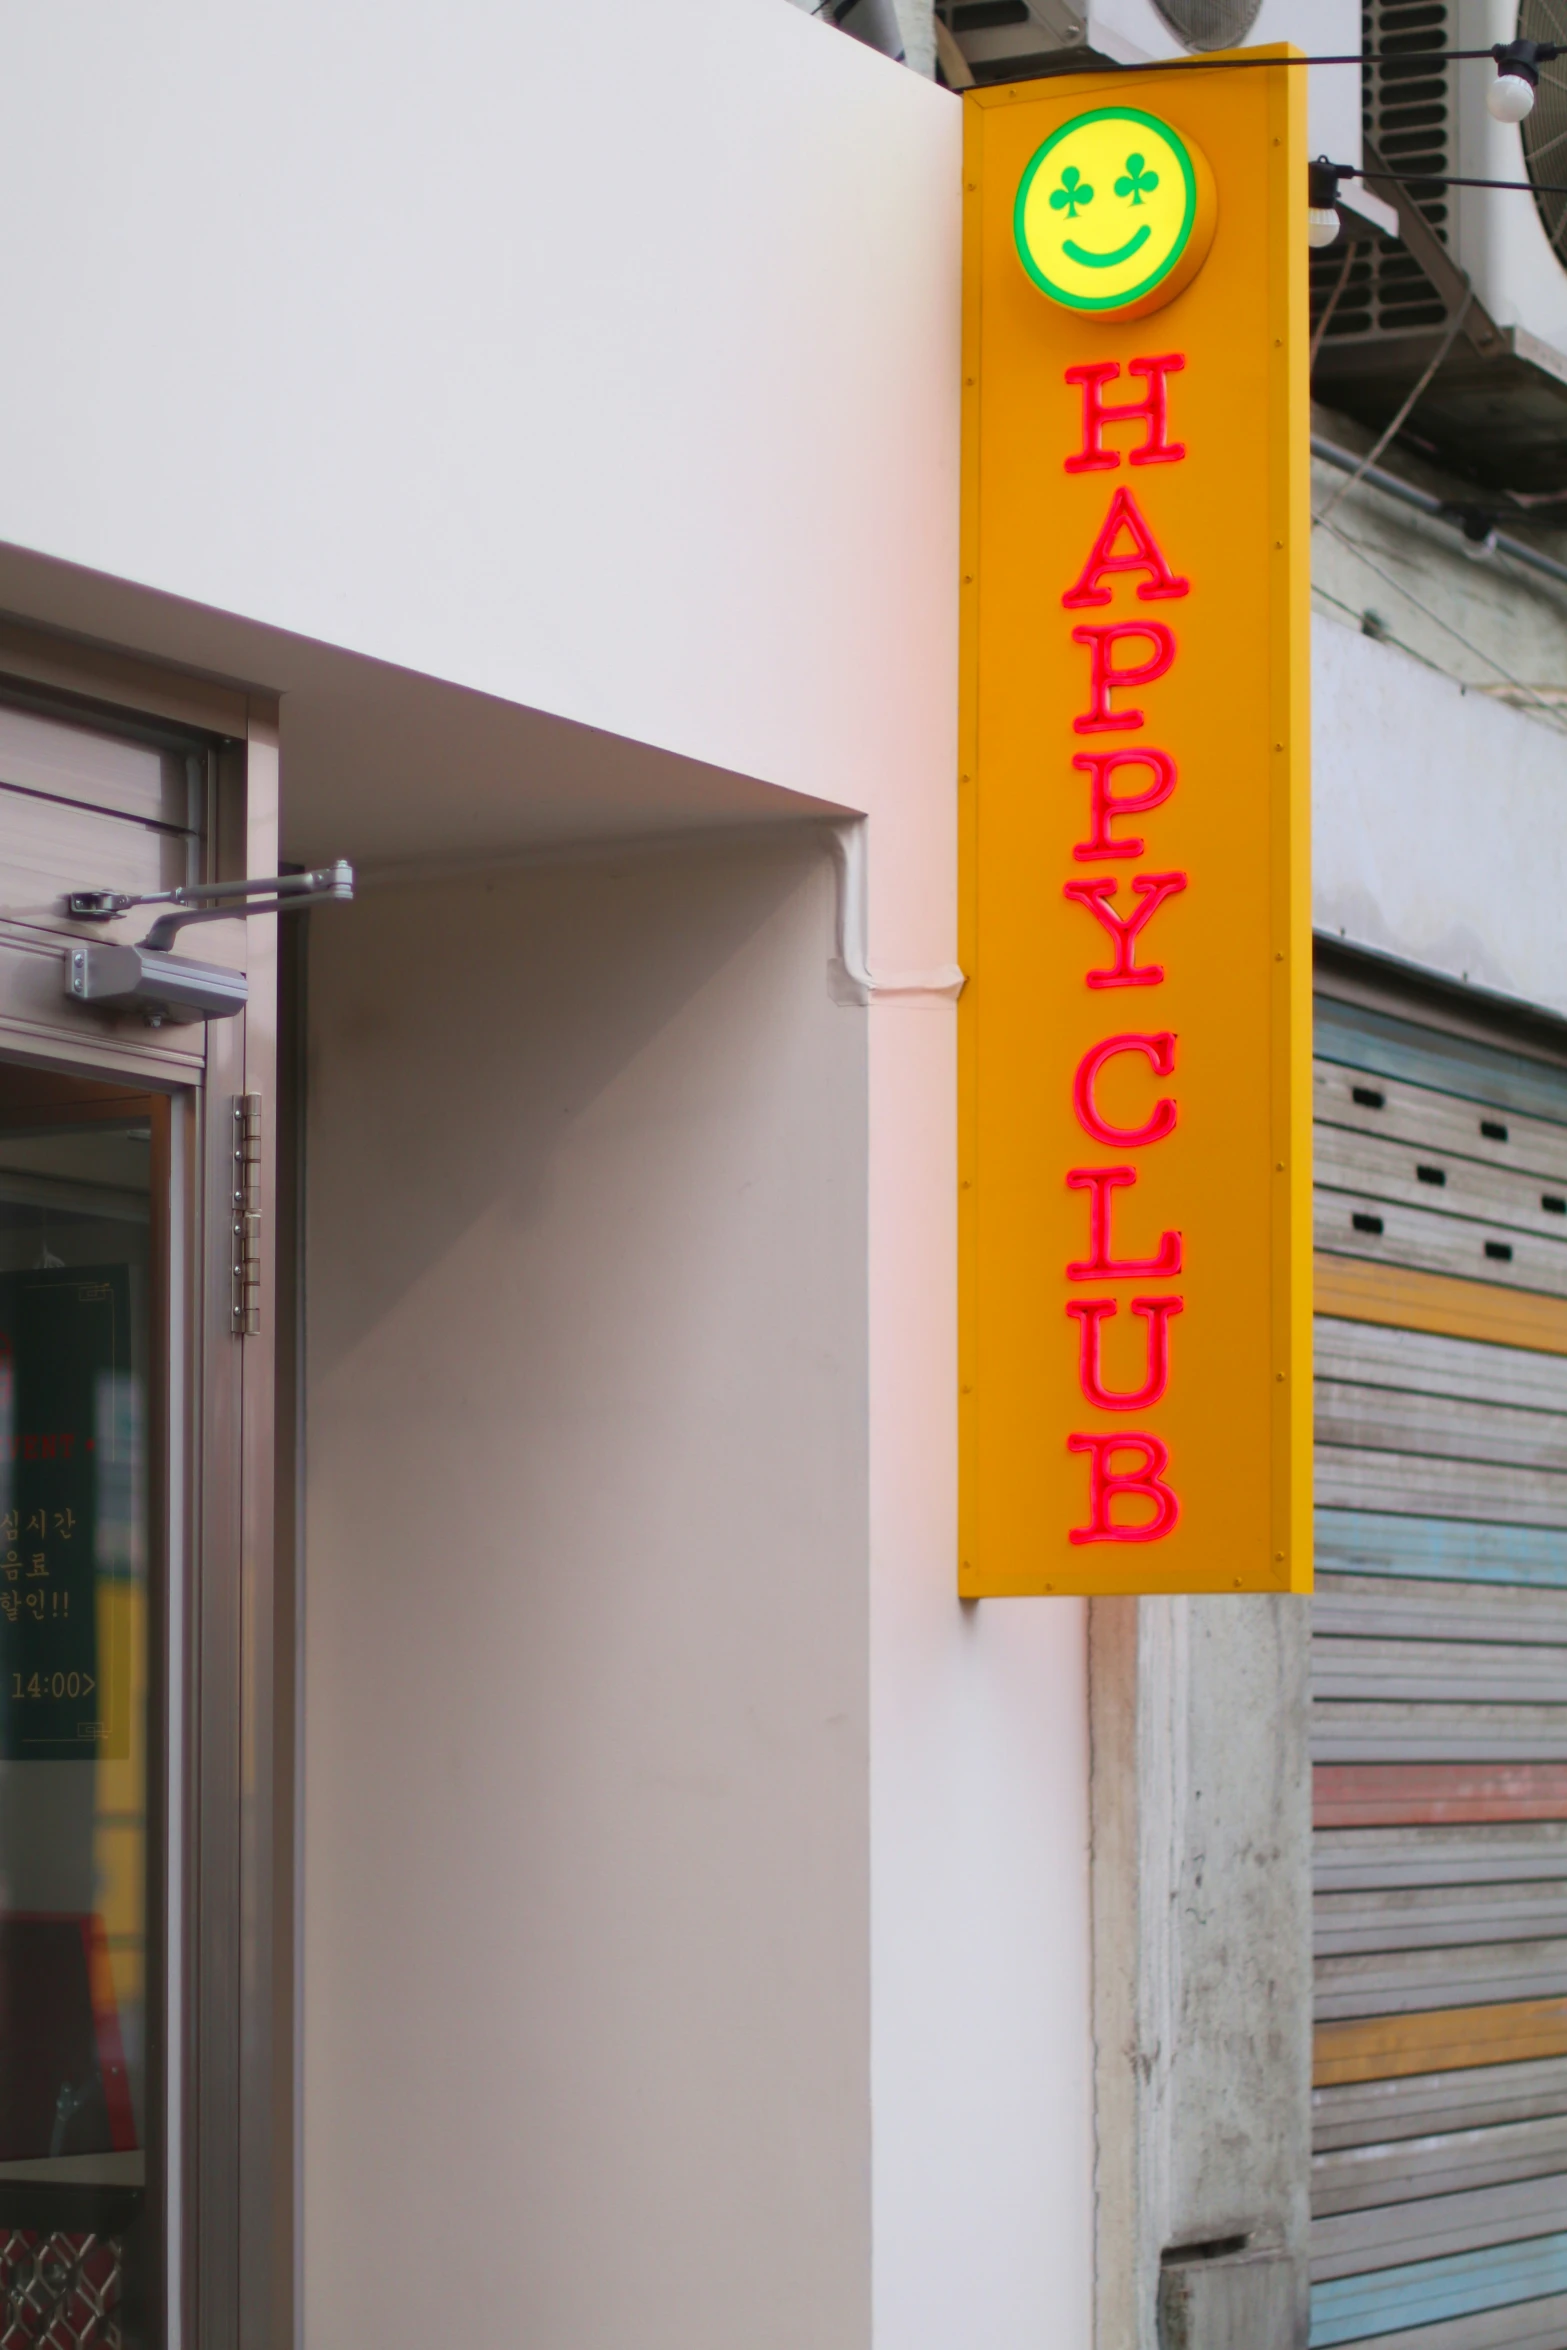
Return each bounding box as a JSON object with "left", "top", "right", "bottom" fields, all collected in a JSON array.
[
  {"left": 1072, "top": 1034, "right": 1178, "bottom": 1149},
  {"left": 1059, "top": 357, "right": 1190, "bottom": 1551},
  {"left": 1066, "top": 1296, "right": 1184, "bottom": 1410},
  {"left": 1065, "top": 1167, "right": 1182, "bottom": 1279},
  {"left": 1063, "top": 355, "right": 1186, "bottom": 474},
  {"left": 1062, "top": 488, "right": 1190, "bottom": 609},
  {"left": 1062, "top": 872, "right": 1188, "bottom": 987},
  {"left": 1066, "top": 1433, "right": 1181, "bottom": 1543},
  {"left": 1071, "top": 750, "right": 1178, "bottom": 861},
  {"left": 1072, "top": 623, "right": 1178, "bottom": 735}
]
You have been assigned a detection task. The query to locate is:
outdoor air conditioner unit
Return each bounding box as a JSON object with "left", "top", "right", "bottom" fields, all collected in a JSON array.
[
  {"left": 1302, "top": 0, "right": 1567, "bottom": 458},
  {"left": 940, "top": 0, "right": 1396, "bottom": 230},
  {"left": 1451, "top": 0, "right": 1567, "bottom": 355}
]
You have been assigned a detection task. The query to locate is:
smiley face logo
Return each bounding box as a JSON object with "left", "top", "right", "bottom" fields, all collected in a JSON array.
[{"left": 1014, "top": 107, "right": 1217, "bottom": 318}]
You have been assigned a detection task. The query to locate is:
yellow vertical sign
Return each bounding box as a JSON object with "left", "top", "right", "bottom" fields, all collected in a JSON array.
[{"left": 958, "top": 54, "right": 1312, "bottom": 1598}]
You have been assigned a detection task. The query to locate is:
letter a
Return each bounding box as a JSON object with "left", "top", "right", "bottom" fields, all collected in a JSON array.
[{"left": 1062, "top": 487, "right": 1190, "bottom": 610}]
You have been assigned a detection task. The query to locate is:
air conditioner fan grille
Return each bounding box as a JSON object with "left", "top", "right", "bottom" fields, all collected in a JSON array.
[
  {"left": 1150, "top": 0, "right": 1262, "bottom": 47},
  {"left": 1309, "top": 0, "right": 1453, "bottom": 347},
  {"left": 1520, "top": 0, "right": 1567, "bottom": 270}
]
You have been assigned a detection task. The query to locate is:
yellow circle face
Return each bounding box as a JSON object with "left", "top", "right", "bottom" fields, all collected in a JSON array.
[{"left": 1014, "top": 107, "right": 1216, "bottom": 318}]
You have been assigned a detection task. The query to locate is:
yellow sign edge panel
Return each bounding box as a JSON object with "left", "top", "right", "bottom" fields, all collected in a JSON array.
[
  {"left": 1269, "top": 50, "right": 1315, "bottom": 1600},
  {"left": 957, "top": 56, "right": 1313, "bottom": 1597},
  {"left": 957, "top": 91, "right": 983, "bottom": 1600}
]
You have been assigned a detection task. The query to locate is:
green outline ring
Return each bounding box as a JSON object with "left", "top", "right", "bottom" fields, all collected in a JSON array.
[{"left": 1014, "top": 107, "right": 1199, "bottom": 315}]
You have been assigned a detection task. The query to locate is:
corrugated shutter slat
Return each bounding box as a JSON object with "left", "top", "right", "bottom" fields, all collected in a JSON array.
[{"left": 1310, "top": 999, "right": 1567, "bottom": 2348}]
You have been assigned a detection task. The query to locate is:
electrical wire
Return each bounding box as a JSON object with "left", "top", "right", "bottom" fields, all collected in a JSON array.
[
  {"left": 1315, "top": 293, "right": 1473, "bottom": 529},
  {"left": 961, "top": 51, "right": 1567, "bottom": 194},
  {"left": 1354, "top": 168, "right": 1567, "bottom": 195},
  {"left": 1029, "top": 48, "right": 1538, "bottom": 74},
  {"left": 1310, "top": 582, "right": 1452, "bottom": 680},
  {"left": 1312, "top": 507, "right": 1567, "bottom": 737},
  {"left": 1311, "top": 239, "right": 1360, "bottom": 367}
]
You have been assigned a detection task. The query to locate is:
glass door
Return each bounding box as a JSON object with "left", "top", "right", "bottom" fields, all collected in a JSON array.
[
  {"left": 0, "top": 1062, "right": 164, "bottom": 2349},
  {"left": 0, "top": 652, "right": 283, "bottom": 2350}
]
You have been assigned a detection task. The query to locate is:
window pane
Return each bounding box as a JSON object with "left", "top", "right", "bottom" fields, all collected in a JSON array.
[{"left": 0, "top": 1082, "right": 156, "bottom": 2348}]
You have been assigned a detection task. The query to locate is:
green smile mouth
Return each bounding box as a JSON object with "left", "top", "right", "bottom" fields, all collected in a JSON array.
[{"left": 1062, "top": 225, "right": 1152, "bottom": 269}]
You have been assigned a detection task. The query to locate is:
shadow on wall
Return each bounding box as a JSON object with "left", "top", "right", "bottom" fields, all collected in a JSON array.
[
  {"left": 306, "top": 829, "right": 855, "bottom": 1378},
  {"left": 299, "top": 826, "right": 875, "bottom": 2350}
]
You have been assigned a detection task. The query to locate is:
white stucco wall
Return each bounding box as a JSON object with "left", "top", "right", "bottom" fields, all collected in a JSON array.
[
  {"left": 304, "top": 844, "right": 872, "bottom": 2348},
  {"left": 0, "top": 0, "right": 957, "bottom": 950},
  {"left": 1312, "top": 612, "right": 1567, "bottom": 1016}
]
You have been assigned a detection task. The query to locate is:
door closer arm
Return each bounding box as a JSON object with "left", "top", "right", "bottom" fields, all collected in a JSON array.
[{"left": 62, "top": 861, "right": 354, "bottom": 1023}]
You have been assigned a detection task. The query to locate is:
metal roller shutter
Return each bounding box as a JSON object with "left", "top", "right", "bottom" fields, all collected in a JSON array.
[{"left": 1311, "top": 994, "right": 1567, "bottom": 2350}]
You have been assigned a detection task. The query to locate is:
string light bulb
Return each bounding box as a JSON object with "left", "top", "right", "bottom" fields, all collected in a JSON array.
[
  {"left": 1488, "top": 39, "right": 1562, "bottom": 123},
  {"left": 1307, "top": 158, "right": 1342, "bottom": 248}
]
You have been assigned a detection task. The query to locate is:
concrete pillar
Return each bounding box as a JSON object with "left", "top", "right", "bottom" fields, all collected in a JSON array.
[{"left": 1089, "top": 1594, "right": 1313, "bottom": 2350}]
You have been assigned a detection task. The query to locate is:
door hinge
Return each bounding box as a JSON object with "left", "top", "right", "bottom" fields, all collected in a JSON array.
[{"left": 231, "top": 1094, "right": 262, "bottom": 1336}]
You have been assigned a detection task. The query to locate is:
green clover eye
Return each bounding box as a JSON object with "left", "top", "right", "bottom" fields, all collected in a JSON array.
[
  {"left": 1049, "top": 164, "right": 1094, "bottom": 218},
  {"left": 1115, "top": 153, "right": 1160, "bottom": 206}
]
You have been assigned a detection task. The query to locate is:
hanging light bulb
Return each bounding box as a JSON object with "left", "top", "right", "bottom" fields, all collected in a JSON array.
[
  {"left": 1489, "top": 53, "right": 1538, "bottom": 122},
  {"left": 1488, "top": 73, "right": 1536, "bottom": 122},
  {"left": 1488, "top": 40, "right": 1563, "bottom": 124},
  {"left": 1307, "top": 159, "right": 1342, "bottom": 249}
]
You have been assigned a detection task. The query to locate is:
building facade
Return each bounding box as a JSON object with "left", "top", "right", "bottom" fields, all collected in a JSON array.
[{"left": 0, "top": 3, "right": 1560, "bottom": 2347}]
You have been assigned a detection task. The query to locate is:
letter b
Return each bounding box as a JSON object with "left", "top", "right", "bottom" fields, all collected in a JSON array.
[{"left": 1067, "top": 1432, "right": 1181, "bottom": 1545}]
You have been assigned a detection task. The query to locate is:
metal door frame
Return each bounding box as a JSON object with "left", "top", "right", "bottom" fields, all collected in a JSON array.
[{"left": 0, "top": 627, "right": 289, "bottom": 2350}]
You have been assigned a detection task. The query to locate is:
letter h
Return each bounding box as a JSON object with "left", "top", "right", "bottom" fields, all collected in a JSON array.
[{"left": 1064, "top": 355, "right": 1186, "bottom": 475}]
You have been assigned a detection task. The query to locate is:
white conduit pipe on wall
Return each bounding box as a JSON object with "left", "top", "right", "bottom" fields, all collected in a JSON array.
[{"left": 827, "top": 820, "right": 966, "bottom": 1005}]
